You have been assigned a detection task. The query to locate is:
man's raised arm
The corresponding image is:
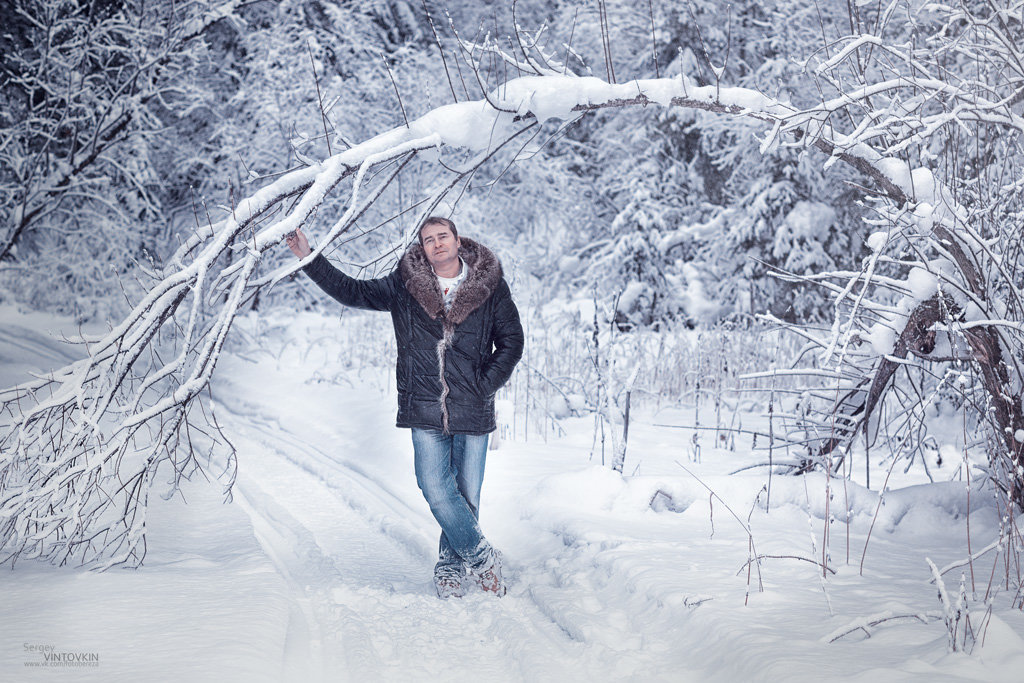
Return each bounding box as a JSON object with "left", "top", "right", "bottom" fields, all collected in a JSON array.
[{"left": 287, "top": 227, "right": 398, "bottom": 312}]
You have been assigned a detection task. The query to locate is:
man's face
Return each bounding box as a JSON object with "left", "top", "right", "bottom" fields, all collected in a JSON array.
[{"left": 420, "top": 222, "right": 460, "bottom": 272}]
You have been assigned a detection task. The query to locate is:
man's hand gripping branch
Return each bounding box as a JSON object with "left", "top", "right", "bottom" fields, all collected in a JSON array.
[{"left": 285, "top": 227, "right": 312, "bottom": 259}]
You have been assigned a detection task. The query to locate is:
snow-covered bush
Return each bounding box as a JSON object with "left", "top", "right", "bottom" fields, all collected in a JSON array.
[{"left": 500, "top": 293, "right": 805, "bottom": 467}]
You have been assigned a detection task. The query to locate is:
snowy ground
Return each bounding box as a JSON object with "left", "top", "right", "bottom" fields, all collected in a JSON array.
[{"left": 2, "top": 307, "right": 1024, "bottom": 682}]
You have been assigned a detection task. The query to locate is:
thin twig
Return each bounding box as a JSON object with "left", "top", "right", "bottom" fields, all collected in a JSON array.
[
  {"left": 422, "top": 0, "right": 458, "bottom": 103},
  {"left": 307, "top": 39, "right": 332, "bottom": 156},
  {"left": 381, "top": 52, "right": 410, "bottom": 127}
]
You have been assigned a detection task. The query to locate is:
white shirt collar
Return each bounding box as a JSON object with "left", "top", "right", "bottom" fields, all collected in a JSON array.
[{"left": 433, "top": 258, "right": 466, "bottom": 283}]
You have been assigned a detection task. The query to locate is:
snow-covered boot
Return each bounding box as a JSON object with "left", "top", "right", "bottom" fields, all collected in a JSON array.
[
  {"left": 469, "top": 549, "right": 506, "bottom": 596},
  {"left": 433, "top": 567, "right": 465, "bottom": 599}
]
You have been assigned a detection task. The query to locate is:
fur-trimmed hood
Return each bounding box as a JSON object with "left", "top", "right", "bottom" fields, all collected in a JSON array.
[{"left": 399, "top": 237, "right": 503, "bottom": 324}]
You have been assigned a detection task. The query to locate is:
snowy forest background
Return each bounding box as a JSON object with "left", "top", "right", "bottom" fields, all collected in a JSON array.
[
  {"left": 2, "top": 0, "right": 1024, "bottom": 679},
  {"left": 2, "top": 0, "right": 885, "bottom": 321}
]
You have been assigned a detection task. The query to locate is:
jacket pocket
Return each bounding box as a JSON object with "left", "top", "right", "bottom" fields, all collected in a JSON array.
[{"left": 475, "top": 365, "right": 498, "bottom": 398}]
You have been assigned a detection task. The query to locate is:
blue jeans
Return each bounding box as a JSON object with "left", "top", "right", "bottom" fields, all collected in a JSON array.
[{"left": 411, "top": 428, "right": 490, "bottom": 573}]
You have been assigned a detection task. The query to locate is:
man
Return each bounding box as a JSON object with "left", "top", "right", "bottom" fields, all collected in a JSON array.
[{"left": 285, "top": 217, "right": 523, "bottom": 598}]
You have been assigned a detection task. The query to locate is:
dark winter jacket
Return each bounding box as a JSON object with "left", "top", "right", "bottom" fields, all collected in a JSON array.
[{"left": 302, "top": 237, "right": 524, "bottom": 434}]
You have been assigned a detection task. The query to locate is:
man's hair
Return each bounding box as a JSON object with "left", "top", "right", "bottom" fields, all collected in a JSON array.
[{"left": 418, "top": 216, "right": 458, "bottom": 245}]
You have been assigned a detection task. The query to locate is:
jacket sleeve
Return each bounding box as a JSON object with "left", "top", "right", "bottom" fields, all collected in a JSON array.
[
  {"left": 302, "top": 254, "right": 399, "bottom": 312},
  {"left": 480, "top": 280, "right": 524, "bottom": 395}
]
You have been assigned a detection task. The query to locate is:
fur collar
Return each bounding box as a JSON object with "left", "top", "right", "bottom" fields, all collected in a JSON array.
[{"left": 399, "top": 237, "right": 502, "bottom": 325}]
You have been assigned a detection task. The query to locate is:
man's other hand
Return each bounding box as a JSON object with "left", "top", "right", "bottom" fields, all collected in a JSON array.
[{"left": 286, "top": 227, "right": 312, "bottom": 258}]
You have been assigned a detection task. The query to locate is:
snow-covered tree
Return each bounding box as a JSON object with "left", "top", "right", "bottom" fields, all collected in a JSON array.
[
  {"left": 0, "top": 0, "right": 241, "bottom": 317},
  {"left": 767, "top": 0, "right": 1024, "bottom": 511},
  {"left": 2, "top": 0, "right": 1022, "bottom": 569}
]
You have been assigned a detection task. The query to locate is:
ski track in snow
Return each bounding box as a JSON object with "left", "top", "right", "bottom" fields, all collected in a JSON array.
[{"left": 214, "top": 368, "right": 596, "bottom": 682}]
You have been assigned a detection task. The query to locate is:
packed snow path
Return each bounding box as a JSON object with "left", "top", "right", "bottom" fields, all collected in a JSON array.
[{"left": 215, "top": 362, "right": 593, "bottom": 681}]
